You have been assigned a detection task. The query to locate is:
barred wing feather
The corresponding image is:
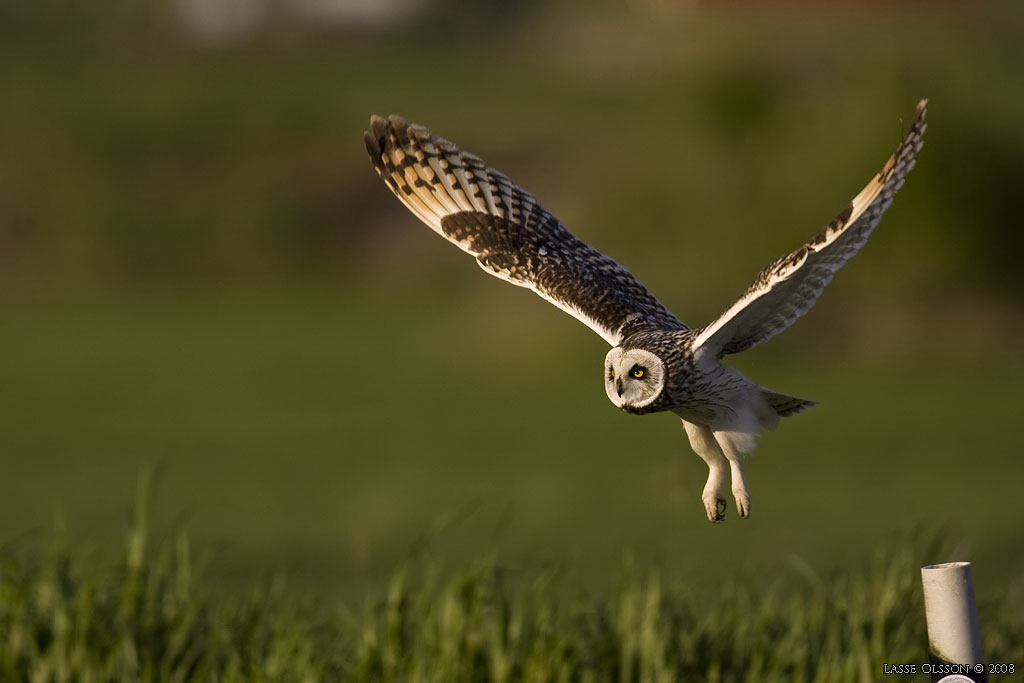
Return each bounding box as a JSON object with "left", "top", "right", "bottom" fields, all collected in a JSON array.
[
  {"left": 364, "top": 114, "right": 687, "bottom": 346},
  {"left": 693, "top": 100, "right": 928, "bottom": 357}
]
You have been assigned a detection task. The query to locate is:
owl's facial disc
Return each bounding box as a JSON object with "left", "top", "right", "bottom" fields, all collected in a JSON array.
[{"left": 603, "top": 347, "right": 666, "bottom": 410}]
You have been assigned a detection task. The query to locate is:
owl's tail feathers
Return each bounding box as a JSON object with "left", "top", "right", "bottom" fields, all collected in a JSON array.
[{"left": 759, "top": 388, "right": 818, "bottom": 428}]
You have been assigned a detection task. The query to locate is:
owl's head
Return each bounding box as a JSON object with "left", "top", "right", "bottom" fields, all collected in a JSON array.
[{"left": 604, "top": 347, "right": 666, "bottom": 411}]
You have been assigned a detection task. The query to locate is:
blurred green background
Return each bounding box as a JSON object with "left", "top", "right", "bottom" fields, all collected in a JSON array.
[{"left": 1, "top": 0, "right": 1022, "bottom": 604}]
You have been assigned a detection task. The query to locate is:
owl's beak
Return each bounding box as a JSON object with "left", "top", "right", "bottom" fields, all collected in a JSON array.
[{"left": 616, "top": 378, "right": 624, "bottom": 397}]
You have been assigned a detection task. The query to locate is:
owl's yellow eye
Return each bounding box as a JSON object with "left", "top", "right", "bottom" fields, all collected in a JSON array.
[{"left": 632, "top": 368, "right": 644, "bottom": 379}]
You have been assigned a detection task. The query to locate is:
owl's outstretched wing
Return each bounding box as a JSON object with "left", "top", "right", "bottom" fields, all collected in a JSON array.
[
  {"left": 692, "top": 99, "right": 927, "bottom": 358},
  {"left": 364, "top": 114, "right": 687, "bottom": 346}
]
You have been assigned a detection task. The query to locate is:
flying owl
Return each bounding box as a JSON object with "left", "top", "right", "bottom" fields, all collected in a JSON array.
[{"left": 363, "top": 100, "right": 927, "bottom": 522}]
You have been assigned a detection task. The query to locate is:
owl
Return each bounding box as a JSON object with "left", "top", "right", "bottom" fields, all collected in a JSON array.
[{"left": 364, "top": 100, "right": 927, "bottom": 522}]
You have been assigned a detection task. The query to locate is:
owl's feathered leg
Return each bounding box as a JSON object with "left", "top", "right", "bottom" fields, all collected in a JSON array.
[
  {"left": 681, "top": 420, "right": 729, "bottom": 523},
  {"left": 712, "top": 429, "right": 754, "bottom": 519}
]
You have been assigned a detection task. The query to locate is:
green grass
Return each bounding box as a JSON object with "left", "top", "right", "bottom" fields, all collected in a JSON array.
[{"left": 2, "top": 497, "right": 1022, "bottom": 683}]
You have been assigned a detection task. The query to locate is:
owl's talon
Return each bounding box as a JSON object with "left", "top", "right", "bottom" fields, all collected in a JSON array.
[
  {"left": 704, "top": 497, "right": 727, "bottom": 523},
  {"left": 733, "top": 491, "right": 751, "bottom": 519}
]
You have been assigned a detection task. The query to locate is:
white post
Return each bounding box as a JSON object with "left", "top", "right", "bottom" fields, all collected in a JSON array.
[{"left": 921, "top": 561, "right": 984, "bottom": 682}]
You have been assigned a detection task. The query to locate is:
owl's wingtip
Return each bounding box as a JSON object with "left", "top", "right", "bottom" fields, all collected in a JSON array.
[
  {"left": 385, "top": 114, "right": 409, "bottom": 140},
  {"left": 365, "top": 115, "right": 391, "bottom": 160},
  {"left": 365, "top": 114, "right": 417, "bottom": 160},
  {"left": 369, "top": 114, "right": 387, "bottom": 137},
  {"left": 363, "top": 130, "right": 381, "bottom": 160}
]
